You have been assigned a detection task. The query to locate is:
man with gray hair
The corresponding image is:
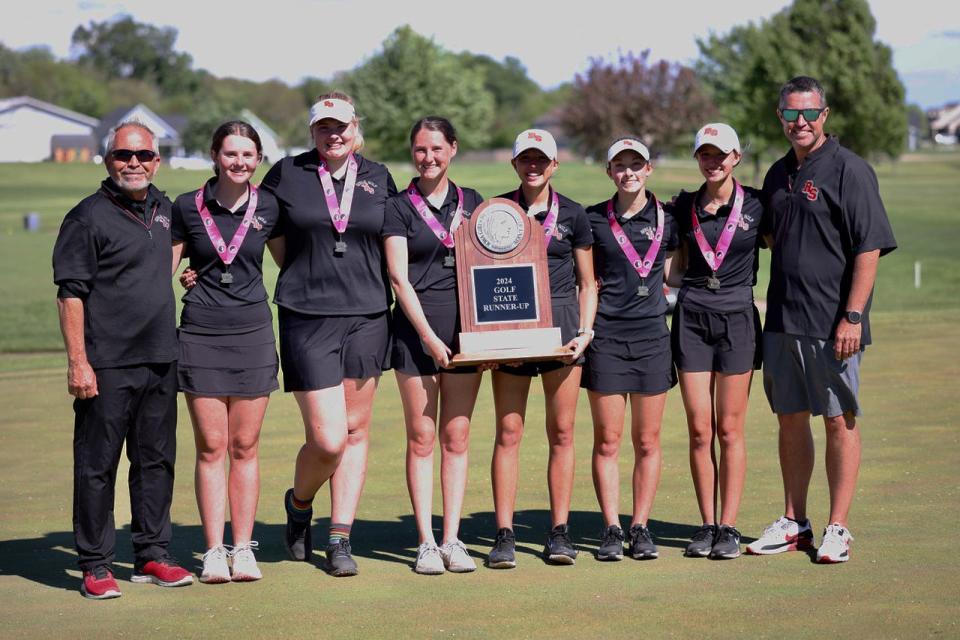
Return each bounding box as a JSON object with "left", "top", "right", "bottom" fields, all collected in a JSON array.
[
  {"left": 53, "top": 122, "right": 193, "bottom": 598},
  {"left": 747, "top": 77, "right": 896, "bottom": 563}
]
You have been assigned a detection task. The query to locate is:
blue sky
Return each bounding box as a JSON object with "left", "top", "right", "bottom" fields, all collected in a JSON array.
[{"left": 2, "top": 0, "right": 958, "bottom": 108}]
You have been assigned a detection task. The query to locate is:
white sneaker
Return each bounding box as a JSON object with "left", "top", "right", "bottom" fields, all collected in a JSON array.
[
  {"left": 745, "top": 516, "right": 814, "bottom": 555},
  {"left": 199, "top": 545, "right": 231, "bottom": 584},
  {"left": 414, "top": 542, "right": 445, "bottom": 575},
  {"left": 439, "top": 540, "right": 477, "bottom": 573},
  {"left": 816, "top": 524, "right": 853, "bottom": 564},
  {"left": 231, "top": 541, "right": 262, "bottom": 581}
]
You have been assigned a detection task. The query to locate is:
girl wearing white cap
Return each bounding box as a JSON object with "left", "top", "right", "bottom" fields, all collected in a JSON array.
[
  {"left": 260, "top": 91, "right": 398, "bottom": 576},
  {"left": 487, "top": 129, "right": 597, "bottom": 569},
  {"left": 383, "top": 117, "right": 485, "bottom": 574},
  {"left": 583, "top": 137, "right": 680, "bottom": 561},
  {"left": 671, "top": 123, "right": 766, "bottom": 560}
]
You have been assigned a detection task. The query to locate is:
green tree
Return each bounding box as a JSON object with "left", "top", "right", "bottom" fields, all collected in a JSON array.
[
  {"left": 458, "top": 53, "right": 542, "bottom": 147},
  {"left": 0, "top": 45, "right": 109, "bottom": 116},
  {"left": 341, "top": 26, "right": 494, "bottom": 159},
  {"left": 697, "top": 0, "right": 907, "bottom": 175}
]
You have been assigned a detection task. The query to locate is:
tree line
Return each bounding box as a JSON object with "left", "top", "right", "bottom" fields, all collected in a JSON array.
[{"left": 0, "top": 0, "right": 908, "bottom": 166}]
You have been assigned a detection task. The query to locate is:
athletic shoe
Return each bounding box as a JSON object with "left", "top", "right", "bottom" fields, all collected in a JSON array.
[
  {"left": 627, "top": 524, "right": 659, "bottom": 559},
  {"left": 543, "top": 524, "right": 578, "bottom": 565},
  {"left": 596, "top": 525, "right": 625, "bottom": 561},
  {"left": 415, "top": 542, "right": 445, "bottom": 575},
  {"left": 284, "top": 488, "right": 312, "bottom": 562},
  {"left": 685, "top": 524, "right": 718, "bottom": 558},
  {"left": 487, "top": 528, "right": 516, "bottom": 569},
  {"left": 745, "top": 516, "right": 814, "bottom": 555},
  {"left": 325, "top": 539, "right": 358, "bottom": 577},
  {"left": 709, "top": 525, "right": 742, "bottom": 560},
  {"left": 131, "top": 556, "right": 194, "bottom": 587},
  {"left": 199, "top": 545, "right": 231, "bottom": 584},
  {"left": 439, "top": 539, "right": 476, "bottom": 573},
  {"left": 80, "top": 565, "right": 121, "bottom": 600},
  {"left": 231, "top": 542, "right": 262, "bottom": 581},
  {"left": 816, "top": 524, "right": 853, "bottom": 564}
]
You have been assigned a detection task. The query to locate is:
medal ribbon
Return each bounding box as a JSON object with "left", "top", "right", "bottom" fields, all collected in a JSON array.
[
  {"left": 317, "top": 154, "right": 358, "bottom": 234},
  {"left": 406, "top": 181, "right": 464, "bottom": 250},
  {"left": 605, "top": 195, "right": 665, "bottom": 280},
  {"left": 690, "top": 181, "right": 744, "bottom": 273},
  {"left": 513, "top": 189, "right": 560, "bottom": 247},
  {"left": 194, "top": 184, "right": 260, "bottom": 266}
]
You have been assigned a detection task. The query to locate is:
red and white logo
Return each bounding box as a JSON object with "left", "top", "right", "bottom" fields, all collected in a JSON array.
[
  {"left": 623, "top": 140, "right": 633, "bottom": 146},
  {"left": 801, "top": 180, "right": 819, "bottom": 201},
  {"left": 528, "top": 132, "right": 542, "bottom": 142},
  {"left": 324, "top": 100, "right": 334, "bottom": 108},
  {"left": 704, "top": 127, "right": 719, "bottom": 136}
]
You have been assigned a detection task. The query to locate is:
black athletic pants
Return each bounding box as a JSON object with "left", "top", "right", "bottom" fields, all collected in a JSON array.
[{"left": 72, "top": 362, "right": 178, "bottom": 571}]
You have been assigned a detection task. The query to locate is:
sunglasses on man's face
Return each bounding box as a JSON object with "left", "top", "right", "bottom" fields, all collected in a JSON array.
[
  {"left": 780, "top": 108, "right": 826, "bottom": 123},
  {"left": 111, "top": 149, "right": 157, "bottom": 163}
]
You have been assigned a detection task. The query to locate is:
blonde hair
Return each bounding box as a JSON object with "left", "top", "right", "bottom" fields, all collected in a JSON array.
[{"left": 313, "top": 90, "right": 364, "bottom": 153}]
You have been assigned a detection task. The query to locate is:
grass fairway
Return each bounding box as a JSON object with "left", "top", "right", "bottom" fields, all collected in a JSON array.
[{"left": 1, "top": 156, "right": 959, "bottom": 638}]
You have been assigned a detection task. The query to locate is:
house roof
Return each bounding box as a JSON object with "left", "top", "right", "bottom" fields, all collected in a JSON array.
[
  {"left": 929, "top": 103, "right": 960, "bottom": 131},
  {"left": 95, "top": 104, "right": 181, "bottom": 145},
  {"left": 0, "top": 96, "right": 99, "bottom": 128}
]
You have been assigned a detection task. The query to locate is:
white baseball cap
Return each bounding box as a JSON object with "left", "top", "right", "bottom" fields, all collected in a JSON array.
[
  {"left": 693, "top": 123, "right": 741, "bottom": 155},
  {"left": 606, "top": 138, "right": 651, "bottom": 163},
  {"left": 513, "top": 129, "right": 557, "bottom": 160},
  {"left": 309, "top": 98, "right": 356, "bottom": 126}
]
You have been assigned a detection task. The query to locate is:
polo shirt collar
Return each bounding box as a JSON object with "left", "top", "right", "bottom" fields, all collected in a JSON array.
[{"left": 785, "top": 135, "right": 839, "bottom": 172}]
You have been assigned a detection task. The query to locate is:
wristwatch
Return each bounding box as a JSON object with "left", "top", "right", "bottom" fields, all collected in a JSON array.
[
  {"left": 845, "top": 310, "right": 862, "bottom": 325},
  {"left": 577, "top": 328, "right": 595, "bottom": 338}
]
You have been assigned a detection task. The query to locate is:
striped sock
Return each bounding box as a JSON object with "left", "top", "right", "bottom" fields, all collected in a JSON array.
[
  {"left": 329, "top": 523, "right": 352, "bottom": 545},
  {"left": 286, "top": 490, "right": 313, "bottom": 523}
]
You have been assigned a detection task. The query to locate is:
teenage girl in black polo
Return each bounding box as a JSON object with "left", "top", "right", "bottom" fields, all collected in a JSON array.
[
  {"left": 583, "top": 137, "right": 679, "bottom": 561},
  {"left": 171, "top": 121, "right": 282, "bottom": 583},
  {"left": 670, "top": 123, "right": 766, "bottom": 560},
  {"left": 383, "top": 117, "right": 485, "bottom": 575},
  {"left": 487, "top": 129, "right": 597, "bottom": 568},
  {"left": 261, "top": 92, "right": 397, "bottom": 577}
]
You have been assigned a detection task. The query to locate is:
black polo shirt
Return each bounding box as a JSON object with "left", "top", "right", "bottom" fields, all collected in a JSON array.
[
  {"left": 496, "top": 189, "right": 593, "bottom": 304},
  {"left": 587, "top": 192, "right": 680, "bottom": 332},
  {"left": 382, "top": 180, "right": 484, "bottom": 305},
  {"left": 760, "top": 136, "right": 897, "bottom": 344},
  {"left": 171, "top": 179, "right": 282, "bottom": 312},
  {"left": 52, "top": 179, "right": 177, "bottom": 368},
  {"left": 262, "top": 150, "right": 398, "bottom": 316},
  {"left": 670, "top": 184, "right": 767, "bottom": 312}
]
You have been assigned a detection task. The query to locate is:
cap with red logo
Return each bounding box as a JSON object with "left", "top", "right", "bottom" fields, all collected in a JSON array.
[
  {"left": 693, "top": 123, "right": 741, "bottom": 155},
  {"left": 606, "top": 137, "right": 651, "bottom": 163},
  {"left": 513, "top": 129, "right": 558, "bottom": 160},
  {"left": 309, "top": 98, "right": 356, "bottom": 126}
]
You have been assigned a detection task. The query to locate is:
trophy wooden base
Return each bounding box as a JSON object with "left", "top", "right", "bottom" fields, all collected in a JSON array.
[{"left": 450, "top": 327, "right": 571, "bottom": 367}]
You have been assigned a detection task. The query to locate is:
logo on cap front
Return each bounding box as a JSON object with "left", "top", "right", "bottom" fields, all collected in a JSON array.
[
  {"left": 623, "top": 140, "right": 633, "bottom": 146},
  {"left": 528, "top": 132, "right": 542, "bottom": 142},
  {"left": 704, "top": 127, "right": 719, "bottom": 136},
  {"left": 324, "top": 100, "right": 334, "bottom": 107}
]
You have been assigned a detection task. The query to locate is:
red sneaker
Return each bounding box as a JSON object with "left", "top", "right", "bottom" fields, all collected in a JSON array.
[
  {"left": 131, "top": 557, "right": 194, "bottom": 587},
  {"left": 81, "top": 565, "right": 121, "bottom": 600}
]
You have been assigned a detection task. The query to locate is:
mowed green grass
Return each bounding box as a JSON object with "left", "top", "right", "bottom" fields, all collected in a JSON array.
[{"left": 1, "top": 156, "right": 959, "bottom": 638}]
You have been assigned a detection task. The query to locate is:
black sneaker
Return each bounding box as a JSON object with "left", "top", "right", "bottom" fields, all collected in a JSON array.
[
  {"left": 685, "top": 524, "right": 718, "bottom": 558},
  {"left": 543, "top": 524, "right": 577, "bottom": 565},
  {"left": 628, "top": 524, "right": 659, "bottom": 559},
  {"left": 597, "top": 525, "right": 625, "bottom": 561},
  {"left": 284, "top": 488, "right": 312, "bottom": 562},
  {"left": 488, "top": 528, "right": 516, "bottom": 569},
  {"left": 709, "top": 525, "right": 742, "bottom": 560},
  {"left": 325, "top": 538, "right": 359, "bottom": 576}
]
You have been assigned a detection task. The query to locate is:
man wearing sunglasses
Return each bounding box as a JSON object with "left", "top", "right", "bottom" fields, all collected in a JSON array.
[
  {"left": 748, "top": 76, "right": 897, "bottom": 564},
  {"left": 53, "top": 121, "right": 193, "bottom": 599}
]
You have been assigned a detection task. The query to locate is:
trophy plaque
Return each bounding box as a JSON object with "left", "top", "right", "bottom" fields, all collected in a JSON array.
[{"left": 450, "top": 198, "right": 571, "bottom": 366}]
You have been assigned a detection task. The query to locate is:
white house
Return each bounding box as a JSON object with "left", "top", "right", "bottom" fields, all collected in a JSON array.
[
  {"left": 0, "top": 96, "right": 99, "bottom": 162},
  {"left": 241, "top": 109, "right": 284, "bottom": 164},
  {"left": 96, "top": 104, "right": 184, "bottom": 157},
  {"left": 929, "top": 103, "right": 960, "bottom": 145}
]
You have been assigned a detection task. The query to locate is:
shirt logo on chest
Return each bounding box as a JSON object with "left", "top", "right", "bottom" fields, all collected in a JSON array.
[
  {"left": 554, "top": 222, "right": 569, "bottom": 240},
  {"left": 739, "top": 214, "right": 753, "bottom": 231},
  {"left": 155, "top": 214, "right": 170, "bottom": 229},
  {"left": 801, "top": 180, "right": 819, "bottom": 201},
  {"left": 356, "top": 180, "right": 377, "bottom": 194},
  {"left": 252, "top": 215, "right": 267, "bottom": 231},
  {"left": 640, "top": 226, "right": 656, "bottom": 241}
]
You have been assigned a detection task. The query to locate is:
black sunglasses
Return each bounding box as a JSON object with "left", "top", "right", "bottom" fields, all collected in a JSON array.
[
  {"left": 111, "top": 149, "right": 157, "bottom": 163},
  {"left": 780, "top": 108, "right": 826, "bottom": 123}
]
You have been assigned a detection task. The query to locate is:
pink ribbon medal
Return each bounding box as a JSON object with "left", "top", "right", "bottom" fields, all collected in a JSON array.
[
  {"left": 406, "top": 181, "right": 465, "bottom": 268},
  {"left": 513, "top": 189, "right": 560, "bottom": 247},
  {"left": 194, "top": 184, "right": 260, "bottom": 285},
  {"left": 317, "top": 153, "right": 358, "bottom": 254},
  {"left": 691, "top": 181, "right": 744, "bottom": 290},
  {"left": 606, "top": 195, "right": 665, "bottom": 297}
]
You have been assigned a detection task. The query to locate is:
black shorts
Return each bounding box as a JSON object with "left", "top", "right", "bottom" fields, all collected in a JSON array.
[
  {"left": 582, "top": 316, "right": 676, "bottom": 395},
  {"left": 391, "top": 301, "right": 477, "bottom": 376},
  {"left": 497, "top": 301, "right": 581, "bottom": 378},
  {"left": 279, "top": 308, "right": 390, "bottom": 391},
  {"left": 671, "top": 303, "right": 762, "bottom": 374},
  {"left": 178, "top": 321, "right": 279, "bottom": 397}
]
